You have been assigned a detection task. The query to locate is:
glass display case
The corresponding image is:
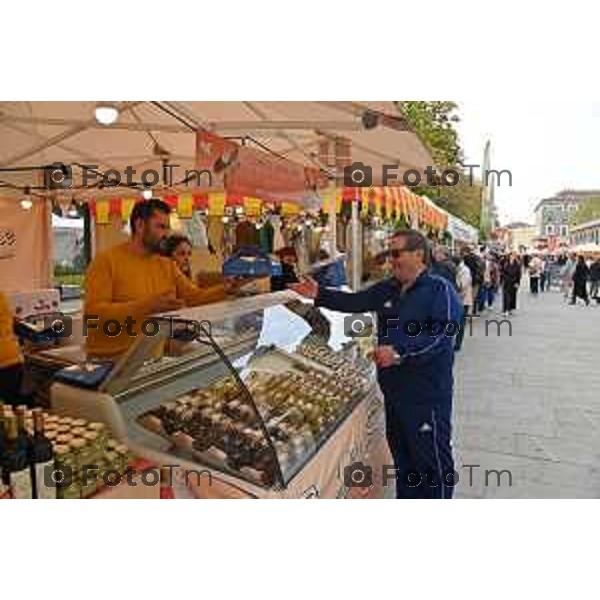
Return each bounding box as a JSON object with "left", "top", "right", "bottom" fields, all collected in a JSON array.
[{"left": 50, "top": 291, "right": 379, "bottom": 495}]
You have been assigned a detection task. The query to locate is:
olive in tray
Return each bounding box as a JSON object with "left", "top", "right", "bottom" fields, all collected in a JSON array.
[{"left": 136, "top": 364, "right": 364, "bottom": 486}]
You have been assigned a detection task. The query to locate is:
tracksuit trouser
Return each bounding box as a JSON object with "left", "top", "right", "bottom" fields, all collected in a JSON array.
[{"left": 384, "top": 401, "right": 454, "bottom": 499}]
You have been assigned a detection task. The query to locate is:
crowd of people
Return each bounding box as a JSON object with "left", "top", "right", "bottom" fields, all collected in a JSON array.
[{"left": 429, "top": 246, "right": 600, "bottom": 351}]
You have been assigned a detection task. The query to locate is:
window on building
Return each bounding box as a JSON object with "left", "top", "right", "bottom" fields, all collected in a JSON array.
[
  {"left": 546, "top": 224, "right": 554, "bottom": 235},
  {"left": 561, "top": 226, "right": 568, "bottom": 237}
]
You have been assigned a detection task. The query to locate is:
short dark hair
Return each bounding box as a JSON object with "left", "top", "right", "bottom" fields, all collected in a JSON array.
[
  {"left": 391, "top": 229, "right": 431, "bottom": 265},
  {"left": 129, "top": 199, "right": 171, "bottom": 233},
  {"left": 162, "top": 233, "right": 192, "bottom": 257}
]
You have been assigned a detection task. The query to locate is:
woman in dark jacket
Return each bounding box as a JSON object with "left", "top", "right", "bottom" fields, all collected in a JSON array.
[
  {"left": 589, "top": 258, "right": 600, "bottom": 302},
  {"left": 501, "top": 253, "right": 521, "bottom": 316},
  {"left": 571, "top": 255, "right": 590, "bottom": 306}
]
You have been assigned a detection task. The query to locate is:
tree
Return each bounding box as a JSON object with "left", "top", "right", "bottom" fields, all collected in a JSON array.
[
  {"left": 440, "top": 171, "right": 483, "bottom": 230},
  {"left": 570, "top": 197, "right": 600, "bottom": 227},
  {"left": 397, "top": 101, "right": 462, "bottom": 168},
  {"left": 398, "top": 101, "right": 486, "bottom": 233}
]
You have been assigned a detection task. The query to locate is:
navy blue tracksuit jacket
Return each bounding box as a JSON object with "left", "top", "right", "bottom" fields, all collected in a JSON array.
[{"left": 316, "top": 270, "right": 464, "bottom": 499}]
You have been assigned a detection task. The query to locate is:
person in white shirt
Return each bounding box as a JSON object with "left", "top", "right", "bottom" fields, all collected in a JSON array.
[
  {"left": 561, "top": 254, "right": 577, "bottom": 300},
  {"left": 529, "top": 255, "right": 543, "bottom": 295},
  {"left": 453, "top": 256, "right": 473, "bottom": 352}
]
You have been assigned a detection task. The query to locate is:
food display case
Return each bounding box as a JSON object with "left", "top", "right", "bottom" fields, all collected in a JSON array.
[{"left": 50, "top": 291, "right": 391, "bottom": 499}]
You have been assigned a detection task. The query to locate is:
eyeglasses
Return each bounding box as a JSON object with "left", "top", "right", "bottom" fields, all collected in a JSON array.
[{"left": 388, "top": 248, "right": 414, "bottom": 258}]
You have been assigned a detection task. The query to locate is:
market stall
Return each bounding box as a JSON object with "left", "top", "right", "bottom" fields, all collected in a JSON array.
[
  {"left": 49, "top": 291, "right": 391, "bottom": 498},
  {"left": 445, "top": 211, "right": 479, "bottom": 253},
  {"left": 571, "top": 242, "right": 600, "bottom": 257},
  {"left": 354, "top": 186, "right": 449, "bottom": 284},
  {"left": 0, "top": 101, "right": 436, "bottom": 288},
  {"left": 0, "top": 101, "right": 437, "bottom": 499}
]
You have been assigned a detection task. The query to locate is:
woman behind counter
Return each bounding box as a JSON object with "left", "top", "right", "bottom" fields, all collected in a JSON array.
[
  {"left": 0, "top": 291, "right": 30, "bottom": 406},
  {"left": 161, "top": 233, "right": 246, "bottom": 298},
  {"left": 270, "top": 247, "right": 299, "bottom": 292},
  {"left": 162, "top": 233, "right": 194, "bottom": 279}
]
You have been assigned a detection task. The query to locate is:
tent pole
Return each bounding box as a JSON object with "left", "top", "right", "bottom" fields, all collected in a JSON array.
[
  {"left": 351, "top": 195, "right": 361, "bottom": 290},
  {"left": 328, "top": 181, "right": 337, "bottom": 258}
]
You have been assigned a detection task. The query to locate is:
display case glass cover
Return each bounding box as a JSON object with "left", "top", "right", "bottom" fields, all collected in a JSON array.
[{"left": 122, "top": 293, "right": 377, "bottom": 489}]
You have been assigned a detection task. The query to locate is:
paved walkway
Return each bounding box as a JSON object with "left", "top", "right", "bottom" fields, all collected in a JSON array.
[{"left": 453, "top": 284, "right": 600, "bottom": 499}]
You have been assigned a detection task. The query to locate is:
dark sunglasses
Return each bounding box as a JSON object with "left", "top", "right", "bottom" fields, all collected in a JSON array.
[{"left": 388, "top": 248, "right": 415, "bottom": 258}]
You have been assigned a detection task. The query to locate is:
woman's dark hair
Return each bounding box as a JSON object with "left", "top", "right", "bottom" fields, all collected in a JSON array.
[
  {"left": 277, "top": 246, "right": 298, "bottom": 261},
  {"left": 129, "top": 198, "right": 171, "bottom": 233},
  {"left": 162, "top": 233, "right": 192, "bottom": 257}
]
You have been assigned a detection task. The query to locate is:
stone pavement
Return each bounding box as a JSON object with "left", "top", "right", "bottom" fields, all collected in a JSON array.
[{"left": 453, "top": 284, "right": 600, "bottom": 499}]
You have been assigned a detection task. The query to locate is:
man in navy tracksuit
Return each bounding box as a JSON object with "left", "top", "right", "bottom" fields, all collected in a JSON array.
[{"left": 293, "top": 230, "right": 463, "bottom": 499}]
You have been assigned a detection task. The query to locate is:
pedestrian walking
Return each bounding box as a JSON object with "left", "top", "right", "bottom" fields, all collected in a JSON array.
[
  {"left": 540, "top": 255, "right": 549, "bottom": 292},
  {"left": 489, "top": 254, "right": 501, "bottom": 307},
  {"left": 501, "top": 253, "right": 521, "bottom": 316},
  {"left": 528, "top": 254, "right": 542, "bottom": 295},
  {"left": 453, "top": 255, "right": 473, "bottom": 353},
  {"left": 562, "top": 254, "right": 577, "bottom": 301},
  {"left": 570, "top": 255, "right": 590, "bottom": 306},
  {"left": 477, "top": 254, "right": 494, "bottom": 312},
  {"left": 462, "top": 247, "right": 485, "bottom": 316},
  {"left": 589, "top": 257, "right": 600, "bottom": 302},
  {"left": 431, "top": 246, "right": 458, "bottom": 289}
]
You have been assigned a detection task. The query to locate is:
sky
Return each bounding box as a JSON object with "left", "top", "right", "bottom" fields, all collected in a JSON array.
[{"left": 457, "top": 101, "right": 600, "bottom": 226}]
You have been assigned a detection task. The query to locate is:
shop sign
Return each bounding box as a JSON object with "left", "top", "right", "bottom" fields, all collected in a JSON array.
[{"left": 196, "top": 130, "right": 324, "bottom": 201}]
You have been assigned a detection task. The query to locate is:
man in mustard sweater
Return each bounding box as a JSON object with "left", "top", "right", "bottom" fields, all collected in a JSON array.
[
  {"left": 0, "top": 291, "right": 28, "bottom": 405},
  {"left": 85, "top": 199, "right": 227, "bottom": 359}
]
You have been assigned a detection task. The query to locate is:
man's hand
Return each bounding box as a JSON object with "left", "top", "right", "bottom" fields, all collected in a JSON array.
[
  {"left": 223, "top": 276, "right": 249, "bottom": 294},
  {"left": 146, "top": 292, "right": 185, "bottom": 314},
  {"left": 290, "top": 276, "right": 319, "bottom": 299},
  {"left": 373, "top": 345, "right": 401, "bottom": 369}
]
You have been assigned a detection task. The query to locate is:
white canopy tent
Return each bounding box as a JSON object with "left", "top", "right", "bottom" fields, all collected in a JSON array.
[
  {"left": 0, "top": 101, "right": 433, "bottom": 198},
  {"left": 571, "top": 243, "right": 600, "bottom": 255},
  {"left": 0, "top": 101, "right": 435, "bottom": 290}
]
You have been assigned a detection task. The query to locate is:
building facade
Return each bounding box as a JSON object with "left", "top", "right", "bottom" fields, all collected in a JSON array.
[
  {"left": 570, "top": 219, "right": 600, "bottom": 247},
  {"left": 534, "top": 190, "right": 600, "bottom": 246},
  {"left": 505, "top": 222, "right": 537, "bottom": 252}
]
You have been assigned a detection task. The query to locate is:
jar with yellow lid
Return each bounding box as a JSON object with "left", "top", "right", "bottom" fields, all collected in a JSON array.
[
  {"left": 71, "top": 427, "right": 87, "bottom": 438},
  {"left": 54, "top": 444, "right": 80, "bottom": 500},
  {"left": 56, "top": 433, "right": 74, "bottom": 446},
  {"left": 87, "top": 422, "right": 109, "bottom": 454}
]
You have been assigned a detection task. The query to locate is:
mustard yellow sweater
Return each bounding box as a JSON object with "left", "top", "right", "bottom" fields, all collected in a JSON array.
[
  {"left": 84, "top": 243, "right": 226, "bottom": 358},
  {"left": 0, "top": 292, "right": 22, "bottom": 368}
]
